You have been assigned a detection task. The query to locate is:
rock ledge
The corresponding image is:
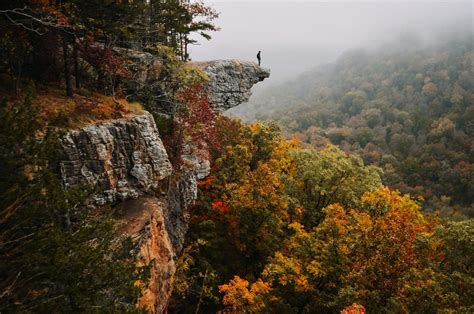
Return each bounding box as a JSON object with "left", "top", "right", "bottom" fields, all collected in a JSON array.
[{"left": 193, "top": 60, "right": 270, "bottom": 112}]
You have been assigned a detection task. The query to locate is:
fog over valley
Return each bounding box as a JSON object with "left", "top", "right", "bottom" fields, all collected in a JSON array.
[{"left": 189, "top": 0, "right": 472, "bottom": 115}]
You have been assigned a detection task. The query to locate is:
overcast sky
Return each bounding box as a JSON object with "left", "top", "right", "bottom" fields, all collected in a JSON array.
[{"left": 189, "top": 1, "right": 472, "bottom": 84}]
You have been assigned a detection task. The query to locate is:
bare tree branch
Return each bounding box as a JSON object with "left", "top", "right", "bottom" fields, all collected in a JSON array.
[
  {"left": 0, "top": 7, "right": 71, "bottom": 35},
  {"left": 0, "top": 272, "right": 21, "bottom": 300}
]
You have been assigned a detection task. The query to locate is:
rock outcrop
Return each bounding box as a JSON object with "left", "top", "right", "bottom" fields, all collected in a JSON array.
[
  {"left": 193, "top": 60, "right": 271, "bottom": 112},
  {"left": 60, "top": 112, "right": 172, "bottom": 205},
  {"left": 85, "top": 47, "right": 270, "bottom": 113}
]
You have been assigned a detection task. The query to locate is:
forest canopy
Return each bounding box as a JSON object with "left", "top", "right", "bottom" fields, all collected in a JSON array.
[
  {"left": 169, "top": 118, "right": 474, "bottom": 313},
  {"left": 237, "top": 37, "right": 473, "bottom": 217}
]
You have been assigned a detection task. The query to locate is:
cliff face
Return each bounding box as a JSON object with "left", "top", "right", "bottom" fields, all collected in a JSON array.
[
  {"left": 60, "top": 112, "right": 172, "bottom": 205},
  {"left": 59, "top": 58, "right": 270, "bottom": 313},
  {"left": 59, "top": 112, "right": 197, "bottom": 312},
  {"left": 194, "top": 60, "right": 271, "bottom": 112},
  {"left": 115, "top": 197, "right": 176, "bottom": 314}
]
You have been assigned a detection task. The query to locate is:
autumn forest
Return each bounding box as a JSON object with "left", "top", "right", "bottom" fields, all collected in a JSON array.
[{"left": 0, "top": 0, "right": 473, "bottom": 313}]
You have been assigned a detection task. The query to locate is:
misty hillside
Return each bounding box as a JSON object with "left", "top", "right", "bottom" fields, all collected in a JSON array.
[{"left": 234, "top": 37, "right": 473, "bottom": 214}]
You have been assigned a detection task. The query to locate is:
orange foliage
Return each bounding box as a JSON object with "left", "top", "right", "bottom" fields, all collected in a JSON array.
[
  {"left": 341, "top": 303, "right": 366, "bottom": 314},
  {"left": 345, "top": 188, "right": 439, "bottom": 303},
  {"left": 197, "top": 175, "right": 215, "bottom": 188},
  {"left": 219, "top": 276, "right": 271, "bottom": 312}
]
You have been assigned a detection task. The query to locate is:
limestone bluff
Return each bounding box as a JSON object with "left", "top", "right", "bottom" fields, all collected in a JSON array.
[
  {"left": 60, "top": 112, "right": 172, "bottom": 205},
  {"left": 194, "top": 60, "right": 271, "bottom": 112},
  {"left": 58, "top": 59, "right": 270, "bottom": 313}
]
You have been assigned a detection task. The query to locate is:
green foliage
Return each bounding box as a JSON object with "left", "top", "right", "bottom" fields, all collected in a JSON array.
[
  {"left": 72, "top": 0, "right": 143, "bottom": 44},
  {"left": 139, "top": 44, "right": 209, "bottom": 115},
  {"left": 287, "top": 145, "right": 382, "bottom": 228},
  {"left": 144, "top": 0, "right": 219, "bottom": 60},
  {"left": 169, "top": 240, "right": 220, "bottom": 313},
  {"left": 435, "top": 219, "right": 474, "bottom": 276}
]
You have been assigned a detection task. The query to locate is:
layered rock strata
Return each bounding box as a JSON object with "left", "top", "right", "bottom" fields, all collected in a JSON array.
[
  {"left": 60, "top": 112, "right": 172, "bottom": 205},
  {"left": 59, "top": 112, "right": 206, "bottom": 313}
]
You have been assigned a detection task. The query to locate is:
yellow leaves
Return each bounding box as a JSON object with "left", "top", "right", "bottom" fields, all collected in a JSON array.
[
  {"left": 322, "top": 204, "right": 350, "bottom": 235},
  {"left": 229, "top": 159, "right": 289, "bottom": 218},
  {"left": 295, "top": 275, "right": 311, "bottom": 292},
  {"left": 294, "top": 207, "right": 305, "bottom": 221},
  {"left": 270, "top": 136, "right": 301, "bottom": 172},
  {"left": 216, "top": 121, "right": 298, "bottom": 219},
  {"left": 350, "top": 210, "right": 373, "bottom": 233},
  {"left": 219, "top": 276, "right": 272, "bottom": 312},
  {"left": 251, "top": 279, "right": 272, "bottom": 296},
  {"left": 339, "top": 244, "right": 350, "bottom": 255},
  {"left": 213, "top": 118, "right": 448, "bottom": 310},
  {"left": 288, "top": 222, "right": 304, "bottom": 233},
  {"left": 307, "top": 261, "right": 324, "bottom": 277},
  {"left": 249, "top": 123, "right": 262, "bottom": 133},
  {"left": 219, "top": 276, "right": 253, "bottom": 310},
  {"left": 361, "top": 187, "right": 422, "bottom": 219}
]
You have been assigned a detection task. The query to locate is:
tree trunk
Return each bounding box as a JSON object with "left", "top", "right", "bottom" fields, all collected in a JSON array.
[
  {"left": 73, "top": 40, "right": 80, "bottom": 89},
  {"left": 184, "top": 35, "right": 189, "bottom": 61},
  {"left": 62, "top": 33, "right": 73, "bottom": 98},
  {"left": 15, "top": 61, "right": 22, "bottom": 95}
]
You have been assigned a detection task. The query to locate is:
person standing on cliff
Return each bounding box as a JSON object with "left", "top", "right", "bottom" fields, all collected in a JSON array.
[{"left": 257, "top": 51, "right": 261, "bottom": 66}]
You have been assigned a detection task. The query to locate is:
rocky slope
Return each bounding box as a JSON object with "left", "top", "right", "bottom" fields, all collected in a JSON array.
[
  {"left": 59, "top": 59, "right": 270, "bottom": 313},
  {"left": 115, "top": 197, "right": 173, "bottom": 314}
]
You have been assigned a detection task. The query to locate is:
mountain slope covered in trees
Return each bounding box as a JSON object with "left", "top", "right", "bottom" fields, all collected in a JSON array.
[{"left": 237, "top": 37, "right": 473, "bottom": 215}]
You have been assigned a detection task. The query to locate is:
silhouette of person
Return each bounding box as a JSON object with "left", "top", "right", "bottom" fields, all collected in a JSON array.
[{"left": 257, "top": 51, "right": 261, "bottom": 66}]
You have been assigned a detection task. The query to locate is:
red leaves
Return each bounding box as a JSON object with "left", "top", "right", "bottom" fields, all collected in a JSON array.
[
  {"left": 176, "top": 83, "right": 220, "bottom": 157},
  {"left": 55, "top": 12, "right": 69, "bottom": 26},
  {"left": 197, "top": 175, "right": 215, "bottom": 188},
  {"left": 79, "top": 41, "right": 129, "bottom": 78},
  {"left": 211, "top": 200, "right": 230, "bottom": 214},
  {"left": 57, "top": 16, "right": 69, "bottom": 25}
]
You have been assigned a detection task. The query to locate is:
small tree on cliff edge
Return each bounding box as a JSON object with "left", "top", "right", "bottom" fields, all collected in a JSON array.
[{"left": 164, "top": 83, "right": 220, "bottom": 165}]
